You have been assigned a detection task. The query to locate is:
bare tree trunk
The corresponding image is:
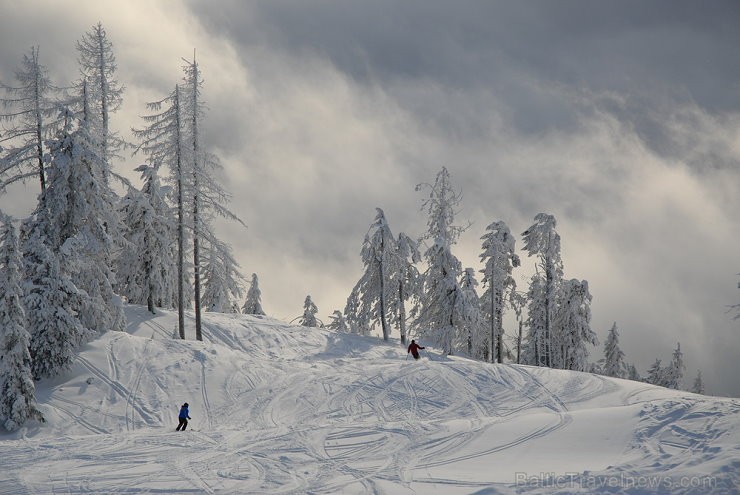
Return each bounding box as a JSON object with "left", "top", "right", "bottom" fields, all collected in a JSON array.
[
  {"left": 97, "top": 25, "right": 109, "bottom": 182},
  {"left": 447, "top": 288, "right": 457, "bottom": 356},
  {"left": 147, "top": 284, "right": 154, "bottom": 314},
  {"left": 33, "top": 48, "right": 45, "bottom": 194},
  {"left": 516, "top": 319, "right": 522, "bottom": 364},
  {"left": 536, "top": 331, "right": 541, "bottom": 366},
  {"left": 175, "top": 86, "right": 185, "bottom": 340},
  {"left": 177, "top": 195, "right": 185, "bottom": 338},
  {"left": 379, "top": 236, "right": 388, "bottom": 341},
  {"left": 144, "top": 226, "right": 155, "bottom": 314},
  {"left": 193, "top": 190, "right": 201, "bottom": 341},
  {"left": 398, "top": 280, "right": 407, "bottom": 345},
  {"left": 490, "top": 281, "right": 496, "bottom": 364},
  {"left": 35, "top": 116, "right": 45, "bottom": 192},
  {"left": 191, "top": 59, "right": 202, "bottom": 342},
  {"left": 544, "top": 261, "right": 553, "bottom": 368},
  {"left": 488, "top": 252, "right": 503, "bottom": 363},
  {"left": 496, "top": 301, "right": 503, "bottom": 363}
]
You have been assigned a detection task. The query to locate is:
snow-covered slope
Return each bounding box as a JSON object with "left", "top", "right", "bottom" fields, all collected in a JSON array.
[{"left": 1, "top": 305, "right": 737, "bottom": 494}]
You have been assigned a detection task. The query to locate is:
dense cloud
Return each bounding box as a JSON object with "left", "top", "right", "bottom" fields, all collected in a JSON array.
[{"left": 1, "top": 1, "right": 738, "bottom": 396}]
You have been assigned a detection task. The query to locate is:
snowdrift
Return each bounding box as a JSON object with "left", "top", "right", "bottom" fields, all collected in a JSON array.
[{"left": 0, "top": 305, "right": 737, "bottom": 494}]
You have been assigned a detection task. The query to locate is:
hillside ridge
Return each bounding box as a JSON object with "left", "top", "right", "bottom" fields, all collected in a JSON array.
[{"left": 0, "top": 304, "right": 737, "bottom": 494}]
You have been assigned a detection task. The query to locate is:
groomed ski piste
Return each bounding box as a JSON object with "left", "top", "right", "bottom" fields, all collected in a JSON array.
[{"left": 1, "top": 305, "right": 737, "bottom": 494}]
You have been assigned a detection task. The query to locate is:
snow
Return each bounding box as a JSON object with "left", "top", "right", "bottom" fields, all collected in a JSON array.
[{"left": 0, "top": 305, "right": 737, "bottom": 494}]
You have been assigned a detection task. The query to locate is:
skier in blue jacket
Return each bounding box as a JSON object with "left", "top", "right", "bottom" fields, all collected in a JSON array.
[{"left": 176, "top": 403, "right": 191, "bottom": 431}]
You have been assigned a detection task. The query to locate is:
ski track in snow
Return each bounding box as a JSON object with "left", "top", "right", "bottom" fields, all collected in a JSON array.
[
  {"left": 125, "top": 339, "right": 150, "bottom": 431},
  {"left": 0, "top": 305, "right": 737, "bottom": 494}
]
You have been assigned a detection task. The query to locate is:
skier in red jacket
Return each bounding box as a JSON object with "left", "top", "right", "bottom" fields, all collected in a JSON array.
[{"left": 407, "top": 340, "right": 425, "bottom": 360}]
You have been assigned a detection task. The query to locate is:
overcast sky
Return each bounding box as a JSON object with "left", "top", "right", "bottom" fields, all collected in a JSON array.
[{"left": 1, "top": 0, "right": 738, "bottom": 396}]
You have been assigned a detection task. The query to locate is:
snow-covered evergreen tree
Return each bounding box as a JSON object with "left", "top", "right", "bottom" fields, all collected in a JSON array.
[
  {"left": 344, "top": 288, "right": 370, "bottom": 336},
  {"left": 201, "top": 238, "right": 244, "bottom": 313},
  {"left": 21, "top": 217, "right": 86, "bottom": 380},
  {"left": 479, "top": 220, "right": 520, "bottom": 363},
  {"left": 663, "top": 342, "right": 685, "bottom": 390},
  {"left": 413, "top": 167, "right": 467, "bottom": 355},
  {"left": 41, "top": 109, "right": 125, "bottom": 336},
  {"left": 509, "top": 289, "right": 526, "bottom": 364},
  {"left": 299, "top": 295, "right": 320, "bottom": 327},
  {"left": 0, "top": 214, "right": 44, "bottom": 430},
  {"left": 75, "top": 22, "right": 125, "bottom": 170},
  {"left": 132, "top": 84, "right": 188, "bottom": 338},
  {"left": 183, "top": 56, "right": 205, "bottom": 340},
  {"left": 457, "top": 268, "right": 487, "bottom": 358},
  {"left": 388, "top": 232, "right": 421, "bottom": 345},
  {"left": 242, "top": 273, "right": 266, "bottom": 315},
  {"left": 116, "top": 165, "right": 177, "bottom": 313},
  {"left": 522, "top": 213, "right": 563, "bottom": 368},
  {"left": 627, "top": 363, "right": 641, "bottom": 381},
  {"left": 0, "top": 46, "right": 61, "bottom": 194},
  {"left": 415, "top": 238, "right": 462, "bottom": 354},
  {"left": 523, "top": 274, "right": 547, "bottom": 366},
  {"left": 553, "top": 279, "right": 597, "bottom": 372},
  {"left": 180, "top": 55, "right": 243, "bottom": 340},
  {"left": 327, "top": 310, "right": 351, "bottom": 333},
  {"left": 602, "top": 322, "right": 627, "bottom": 378},
  {"left": 347, "top": 208, "right": 397, "bottom": 341},
  {"left": 691, "top": 370, "right": 705, "bottom": 394},
  {"left": 646, "top": 359, "right": 665, "bottom": 387}
]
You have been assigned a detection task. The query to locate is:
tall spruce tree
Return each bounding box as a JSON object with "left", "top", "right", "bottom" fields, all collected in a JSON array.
[
  {"left": 627, "top": 363, "right": 641, "bottom": 381},
  {"left": 413, "top": 167, "right": 467, "bottom": 355},
  {"left": 117, "top": 165, "right": 177, "bottom": 313},
  {"left": 348, "top": 208, "right": 397, "bottom": 341},
  {"left": 132, "top": 85, "right": 189, "bottom": 338},
  {"left": 344, "top": 288, "right": 370, "bottom": 336},
  {"left": 183, "top": 55, "right": 204, "bottom": 340},
  {"left": 388, "top": 232, "right": 421, "bottom": 345},
  {"left": 458, "top": 268, "right": 487, "bottom": 358},
  {"left": 181, "top": 55, "right": 243, "bottom": 340},
  {"left": 21, "top": 216, "right": 85, "bottom": 380},
  {"left": 522, "top": 213, "right": 563, "bottom": 367},
  {"left": 479, "top": 220, "right": 520, "bottom": 363},
  {"left": 0, "top": 46, "right": 62, "bottom": 194},
  {"left": 509, "top": 289, "right": 526, "bottom": 364},
  {"left": 38, "top": 109, "right": 124, "bottom": 336},
  {"left": 553, "top": 279, "right": 597, "bottom": 371},
  {"left": 692, "top": 370, "right": 705, "bottom": 395},
  {"left": 646, "top": 359, "right": 665, "bottom": 387},
  {"left": 201, "top": 238, "right": 244, "bottom": 313},
  {"left": 523, "top": 274, "right": 547, "bottom": 366},
  {"left": 0, "top": 214, "right": 44, "bottom": 430},
  {"left": 75, "top": 22, "right": 125, "bottom": 172},
  {"left": 242, "top": 273, "right": 266, "bottom": 316},
  {"left": 602, "top": 322, "right": 627, "bottom": 378},
  {"left": 417, "top": 239, "right": 464, "bottom": 354},
  {"left": 664, "top": 342, "right": 685, "bottom": 390}
]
